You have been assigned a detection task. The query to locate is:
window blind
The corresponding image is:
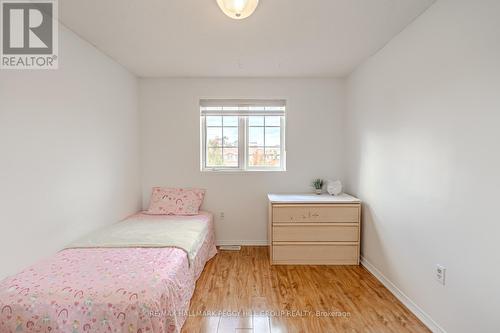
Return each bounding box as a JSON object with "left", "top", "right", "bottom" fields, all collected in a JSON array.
[{"left": 200, "top": 99, "right": 286, "bottom": 116}]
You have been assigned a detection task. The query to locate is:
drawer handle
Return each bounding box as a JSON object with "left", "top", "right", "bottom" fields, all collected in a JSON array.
[{"left": 311, "top": 213, "right": 319, "bottom": 217}]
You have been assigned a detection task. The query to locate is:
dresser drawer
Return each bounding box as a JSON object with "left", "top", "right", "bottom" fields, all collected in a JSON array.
[
  {"left": 273, "top": 224, "right": 359, "bottom": 242},
  {"left": 272, "top": 204, "right": 359, "bottom": 223},
  {"left": 273, "top": 243, "right": 359, "bottom": 265}
]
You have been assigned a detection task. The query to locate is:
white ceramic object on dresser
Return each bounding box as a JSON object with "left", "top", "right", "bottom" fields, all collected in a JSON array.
[
  {"left": 327, "top": 180, "right": 343, "bottom": 195},
  {"left": 268, "top": 193, "right": 361, "bottom": 265}
]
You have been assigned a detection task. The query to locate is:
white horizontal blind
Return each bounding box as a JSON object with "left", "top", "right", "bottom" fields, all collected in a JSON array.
[{"left": 200, "top": 99, "right": 286, "bottom": 116}]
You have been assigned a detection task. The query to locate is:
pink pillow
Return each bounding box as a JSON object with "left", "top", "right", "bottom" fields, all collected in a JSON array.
[{"left": 146, "top": 187, "right": 205, "bottom": 215}]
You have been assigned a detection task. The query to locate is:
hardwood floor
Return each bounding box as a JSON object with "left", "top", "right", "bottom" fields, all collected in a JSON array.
[{"left": 182, "top": 247, "right": 430, "bottom": 333}]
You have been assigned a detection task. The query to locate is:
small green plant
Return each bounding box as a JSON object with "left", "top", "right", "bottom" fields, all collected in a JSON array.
[{"left": 312, "top": 178, "right": 324, "bottom": 190}]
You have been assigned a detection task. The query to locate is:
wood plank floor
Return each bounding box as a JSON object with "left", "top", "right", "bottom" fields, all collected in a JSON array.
[{"left": 182, "top": 247, "right": 430, "bottom": 333}]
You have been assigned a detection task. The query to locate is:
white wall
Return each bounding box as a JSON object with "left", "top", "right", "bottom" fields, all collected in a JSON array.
[
  {"left": 344, "top": 0, "right": 500, "bottom": 332},
  {"left": 140, "top": 78, "right": 345, "bottom": 244},
  {"left": 0, "top": 25, "right": 142, "bottom": 280}
]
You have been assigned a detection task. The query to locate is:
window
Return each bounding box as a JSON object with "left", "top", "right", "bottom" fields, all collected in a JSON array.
[{"left": 201, "top": 100, "right": 286, "bottom": 171}]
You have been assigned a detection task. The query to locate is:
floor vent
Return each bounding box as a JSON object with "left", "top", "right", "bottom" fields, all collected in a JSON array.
[{"left": 219, "top": 245, "right": 242, "bottom": 251}]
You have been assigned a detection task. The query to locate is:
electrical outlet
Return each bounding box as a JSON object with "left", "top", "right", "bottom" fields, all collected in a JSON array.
[
  {"left": 220, "top": 212, "right": 225, "bottom": 220},
  {"left": 436, "top": 265, "right": 446, "bottom": 285}
]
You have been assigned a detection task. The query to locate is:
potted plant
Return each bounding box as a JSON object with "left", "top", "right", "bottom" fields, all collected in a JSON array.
[{"left": 312, "top": 178, "right": 324, "bottom": 194}]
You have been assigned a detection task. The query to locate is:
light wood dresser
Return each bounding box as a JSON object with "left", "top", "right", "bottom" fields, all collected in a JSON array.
[{"left": 268, "top": 193, "right": 361, "bottom": 265}]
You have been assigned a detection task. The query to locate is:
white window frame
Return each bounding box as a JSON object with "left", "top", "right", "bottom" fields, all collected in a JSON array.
[{"left": 200, "top": 100, "right": 286, "bottom": 172}]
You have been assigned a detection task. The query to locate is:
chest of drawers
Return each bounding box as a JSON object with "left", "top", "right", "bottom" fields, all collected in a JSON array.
[{"left": 268, "top": 193, "right": 361, "bottom": 265}]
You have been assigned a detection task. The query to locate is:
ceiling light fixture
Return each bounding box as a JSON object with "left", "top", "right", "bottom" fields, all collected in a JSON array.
[{"left": 216, "top": 0, "right": 259, "bottom": 20}]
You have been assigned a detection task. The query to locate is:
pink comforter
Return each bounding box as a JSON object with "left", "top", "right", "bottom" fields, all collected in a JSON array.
[{"left": 0, "top": 212, "right": 217, "bottom": 333}]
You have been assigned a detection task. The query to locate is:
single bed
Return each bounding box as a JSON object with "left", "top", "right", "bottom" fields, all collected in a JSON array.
[{"left": 0, "top": 211, "right": 217, "bottom": 333}]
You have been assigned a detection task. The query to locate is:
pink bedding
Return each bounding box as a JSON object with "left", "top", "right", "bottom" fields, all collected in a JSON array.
[{"left": 0, "top": 212, "right": 217, "bottom": 333}]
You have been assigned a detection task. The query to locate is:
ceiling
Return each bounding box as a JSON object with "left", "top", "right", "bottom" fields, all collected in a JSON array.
[{"left": 59, "top": 0, "right": 435, "bottom": 78}]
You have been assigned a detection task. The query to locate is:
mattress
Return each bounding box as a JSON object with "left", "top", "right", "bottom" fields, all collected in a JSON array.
[{"left": 0, "top": 212, "right": 217, "bottom": 333}]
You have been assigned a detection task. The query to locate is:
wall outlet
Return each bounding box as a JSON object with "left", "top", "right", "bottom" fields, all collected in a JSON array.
[
  {"left": 220, "top": 212, "right": 225, "bottom": 220},
  {"left": 436, "top": 264, "right": 446, "bottom": 285}
]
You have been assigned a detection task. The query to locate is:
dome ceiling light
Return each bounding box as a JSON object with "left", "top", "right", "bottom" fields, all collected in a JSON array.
[{"left": 216, "top": 0, "right": 259, "bottom": 20}]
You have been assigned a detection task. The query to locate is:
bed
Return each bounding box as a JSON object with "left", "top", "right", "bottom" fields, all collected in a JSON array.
[{"left": 0, "top": 211, "right": 217, "bottom": 333}]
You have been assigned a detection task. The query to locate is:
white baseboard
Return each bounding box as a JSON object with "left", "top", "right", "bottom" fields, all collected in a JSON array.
[
  {"left": 216, "top": 240, "right": 268, "bottom": 246},
  {"left": 360, "top": 256, "right": 446, "bottom": 333}
]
